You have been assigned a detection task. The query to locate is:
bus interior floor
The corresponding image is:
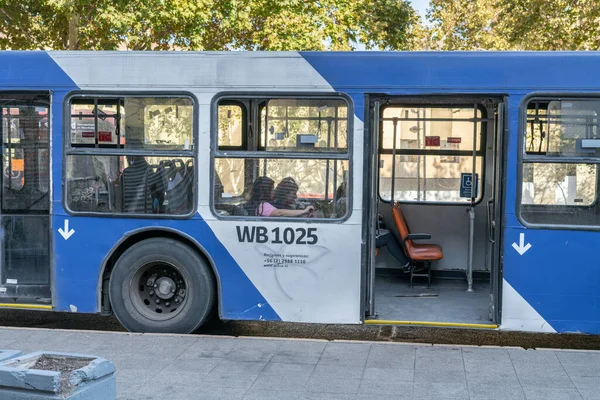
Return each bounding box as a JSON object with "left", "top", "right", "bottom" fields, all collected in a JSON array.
[{"left": 373, "top": 273, "right": 491, "bottom": 325}]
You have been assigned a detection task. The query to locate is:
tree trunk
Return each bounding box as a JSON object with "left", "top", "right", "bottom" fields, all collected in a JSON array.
[{"left": 68, "top": 13, "right": 79, "bottom": 50}]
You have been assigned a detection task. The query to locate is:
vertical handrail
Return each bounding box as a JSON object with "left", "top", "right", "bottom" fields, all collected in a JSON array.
[{"left": 466, "top": 105, "right": 478, "bottom": 293}]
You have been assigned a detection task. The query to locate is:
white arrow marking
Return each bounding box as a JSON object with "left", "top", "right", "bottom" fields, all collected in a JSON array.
[
  {"left": 58, "top": 219, "right": 75, "bottom": 240},
  {"left": 512, "top": 233, "right": 531, "bottom": 255}
]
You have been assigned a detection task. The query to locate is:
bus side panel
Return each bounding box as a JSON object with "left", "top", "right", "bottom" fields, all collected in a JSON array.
[
  {"left": 501, "top": 96, "right": 600, "bottom": 334},
  {"left": 51, "top": 214, "right": 282, "bottom": 320},
  {"left": 204, "top": 219, "right": 363, "bottom": 323}
]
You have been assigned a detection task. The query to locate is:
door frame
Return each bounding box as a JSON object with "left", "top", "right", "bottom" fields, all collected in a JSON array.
[
  {"left": 0, "top": 91, "right": 53, "bottom": 303},
  {"left": 363, "top": 94, "right": 506, "bottom": 324}
]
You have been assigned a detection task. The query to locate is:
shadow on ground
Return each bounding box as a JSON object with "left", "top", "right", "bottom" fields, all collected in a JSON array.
[{"left": 1, "top": 309, "right": 598, "bottom": 350}]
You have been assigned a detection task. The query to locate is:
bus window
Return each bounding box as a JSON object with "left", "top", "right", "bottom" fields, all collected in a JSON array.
[
  {"left": 213, "top": 95, "right": 351, "bottom": 219},
  {"left": 520, "top": 98, "right": 600, "bottom": 227},
  {"left": 65, "top": 94, "right": 196, "bottom": 216},
  {"left": 214, "top": 158, "right": 349, "bottom": 218}
]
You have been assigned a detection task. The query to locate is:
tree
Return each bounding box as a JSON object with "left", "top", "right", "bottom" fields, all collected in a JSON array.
[
  {"left": 0, "top": 0, "right": 421, "bottom": 51},
  {"left": 426, "top": 0, "right": 600, "bottom": 51}
]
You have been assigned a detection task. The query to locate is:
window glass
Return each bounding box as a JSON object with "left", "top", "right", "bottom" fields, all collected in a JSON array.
[
  {"left": 260, "top": 99, "right": 348, "bottom": 152},
  {"left": 66, "top": 155, "right": 194, "bottom": 214},
  {"left": 214, "top": 158, "right": 348, "bottom": 218},
  {"left": 525, "top": 100, "right": 600, "bottom": 157},
  {"left": 218, "top": 104, "right": 243, "bottom": 148},
  {"left": 381, "top": 107, "right": 482, "bottom": 151},
  {"left": 379, "top": 154, "right": 483, "bottom": 202},
  {"left": 70, "top": 97, "right": 193, "bottom": 150},
  {"left": 521, "top": 163, "right": 597, "bottom": 206},
  {"left": 2, "top": 104, "right": 49, "bottom": 212}
]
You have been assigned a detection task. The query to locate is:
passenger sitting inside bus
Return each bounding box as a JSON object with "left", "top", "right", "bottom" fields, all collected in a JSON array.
[
  {"left": 247, "top": 176, "right": 314, "bottom": 217},
  {"left": 273, "top": 177, "right": 299, "bottom": 209},
  {"left": 376, "top": 214, "right": 409, "bottom": 270}
]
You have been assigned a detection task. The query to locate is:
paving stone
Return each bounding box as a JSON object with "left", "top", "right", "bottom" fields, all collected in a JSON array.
[
  {"left": 243, "top": 389, "right": 303, "bottom": 400},
  {"left": 318, "top": 342, "right": 371, "bottom": 367},
  {"left": 579, "top": 389, "right": 600, "bottom": 400},
  {"left": 508, "top": 349, "right": 560, "bottom": 364},
  {"left": 414, "top": 368, "right": 466, "bottom": 383},
  {"left": 251, "top": 373, "right": 310, "bottom": 391},
  {"left": 312, "top": 364, "right": 364, "bottom": 379},
  {"left": 570, "top": 375, "right": 600, "bottom": 390},
  {"left": 225, "top": 338, "right": 282, "bottom": 362},
  {"left": 522, "top": 386, "right": 583, "bottom": 400},
  {"left": 367, "top": 344, "right": 417, "bottom": 369},
  {"left": 363, "top": 366, "right": 413, "bottom": 382},
  {"left": 555, "top": 351, "right": 600, "bottom": 365},
  {"left": 468, "top": 382, "right": 526, "bottom": 400},
  {"left": 208, "top": 359, "right": 267, "bottom": 376},
  {"left": 272, "top": 341, "right": 326, "bottom": 365},
  {"left": 516, "top": 370, "right": 575, "bottom": 389},
  {"left": 358, "top": 380, "right": 413, "bottom": 396},
  {"left": 176, "top": 336, "right": 238, "bottom": 359},
  {"left": 300, "top": 393, "right": 355, "bottom": 400},
  {"left": 305, "top": 376, "right": 361, "bottom": 394},
  {"left": 262, "top": 362, "right": 315, "bottom": 378},
  {"left": 413, "top": 382, "right": 469, "bottom": 399}
]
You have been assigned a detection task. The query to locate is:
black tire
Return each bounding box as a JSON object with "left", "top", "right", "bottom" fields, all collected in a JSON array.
[{"left": 109, "top": 238, "right": 216, "bottom": 333}]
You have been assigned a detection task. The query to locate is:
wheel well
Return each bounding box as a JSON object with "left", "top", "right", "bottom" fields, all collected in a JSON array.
[{"left": 100, "top": 229, "right": 220, "bottom": 315}]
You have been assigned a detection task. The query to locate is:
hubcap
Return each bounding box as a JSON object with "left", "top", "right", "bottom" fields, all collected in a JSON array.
[
  {"left": 155, "top": 277, "right": 176, "bottom": 299},
  {"left": 131, "top": 262, "right": 188, "bottom": 321}
]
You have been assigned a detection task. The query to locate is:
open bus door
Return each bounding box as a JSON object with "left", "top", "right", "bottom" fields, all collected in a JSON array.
[
  {"left": 0, "top": 93, "right": 51, "bottom": 305},
  {"left": 365, "top": 95, "right": 504, "bottom": 327}
]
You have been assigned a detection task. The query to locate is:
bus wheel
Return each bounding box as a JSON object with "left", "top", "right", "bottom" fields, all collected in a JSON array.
[{"left": 109, "top": 238, "right": 215, "bottom": 333}]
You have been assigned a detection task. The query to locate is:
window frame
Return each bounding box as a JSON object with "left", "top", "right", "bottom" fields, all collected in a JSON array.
[
  {"left": 377, "top": 103, "right": 488, "bottom": 205},
  {"left": 210, "top": 91, "right": 354, "bottom": 222},
  {"left": 62, "top": 91, "right": 199, "bottom": 219},
  {"left": 518, "top": 93, "right": 600, "bottom": 231}
]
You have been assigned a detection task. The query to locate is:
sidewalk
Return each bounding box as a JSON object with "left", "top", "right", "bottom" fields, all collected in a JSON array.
[{"left": 0, "top": 327, "right": 598, "bottom": 400}]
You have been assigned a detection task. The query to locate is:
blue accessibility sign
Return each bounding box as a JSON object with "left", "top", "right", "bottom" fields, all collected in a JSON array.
[{"left": 460, "top": 173, "right": 479, "bottom": 198}]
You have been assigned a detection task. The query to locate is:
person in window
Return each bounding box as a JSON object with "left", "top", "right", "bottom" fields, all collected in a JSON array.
[
  {"left": 273, "top": 177, "right": 299, "bottom": 209},
  {"left": 247, "top": 176, "right": 314, "bottom": 217}
]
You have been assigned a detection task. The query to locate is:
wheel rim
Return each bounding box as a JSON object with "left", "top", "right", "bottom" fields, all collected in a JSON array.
[{"left": 130, "top": 261, "right": 189, "bottom": 321}]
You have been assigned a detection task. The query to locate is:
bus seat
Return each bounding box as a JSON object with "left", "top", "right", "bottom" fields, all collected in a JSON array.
[{"left": 391, "top": 202, "right": 442, "bottom": 287}]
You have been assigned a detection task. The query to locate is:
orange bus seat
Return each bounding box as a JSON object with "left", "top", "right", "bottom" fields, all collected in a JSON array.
[{"left": 391, "top": 202, "right": 442, "bottom": 287}]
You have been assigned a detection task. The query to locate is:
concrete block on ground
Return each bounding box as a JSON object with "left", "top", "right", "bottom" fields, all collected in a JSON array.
[
  {"left": 0, "top": 351, "right": 116, "bottom": 399},
  {"left": 0, "top": 350, "right": 22, "bottom": 363}
]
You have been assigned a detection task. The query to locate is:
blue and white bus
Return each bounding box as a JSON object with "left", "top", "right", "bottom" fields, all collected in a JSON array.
[{"left": 0, "top": 51, "right": 598, "bottom": 334}]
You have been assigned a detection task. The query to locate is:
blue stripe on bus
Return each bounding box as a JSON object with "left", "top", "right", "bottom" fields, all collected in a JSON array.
[{"left": 0, "top": 52, "right": 76, "bottom": 87}]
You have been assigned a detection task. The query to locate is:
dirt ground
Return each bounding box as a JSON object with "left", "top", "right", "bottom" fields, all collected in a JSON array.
[{"left": 1, "top": 309, "right": 598, "bottom": 350}]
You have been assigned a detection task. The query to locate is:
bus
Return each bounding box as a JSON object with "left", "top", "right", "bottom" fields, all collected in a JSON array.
[{"left": 0, "top": 51, "right": 598, "bottom": 335}]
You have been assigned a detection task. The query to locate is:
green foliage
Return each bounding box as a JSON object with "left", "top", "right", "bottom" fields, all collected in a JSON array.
[
  {"left": 0, "top": 0, "right": 419, "bottom": 50},
  {"left": 426, "top": 0, "right": 600, "bottom": 50}
]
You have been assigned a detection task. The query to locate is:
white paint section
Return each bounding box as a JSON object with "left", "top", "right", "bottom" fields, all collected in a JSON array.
[
  {"left": 205, "top": 220, "right": 362, "bottom": 323},
  {"left": 49, "top": 52, "right": 333, "bottom": 90},
  {"left": 501, "top": 279, "right": 556, "bottom": 333}
]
